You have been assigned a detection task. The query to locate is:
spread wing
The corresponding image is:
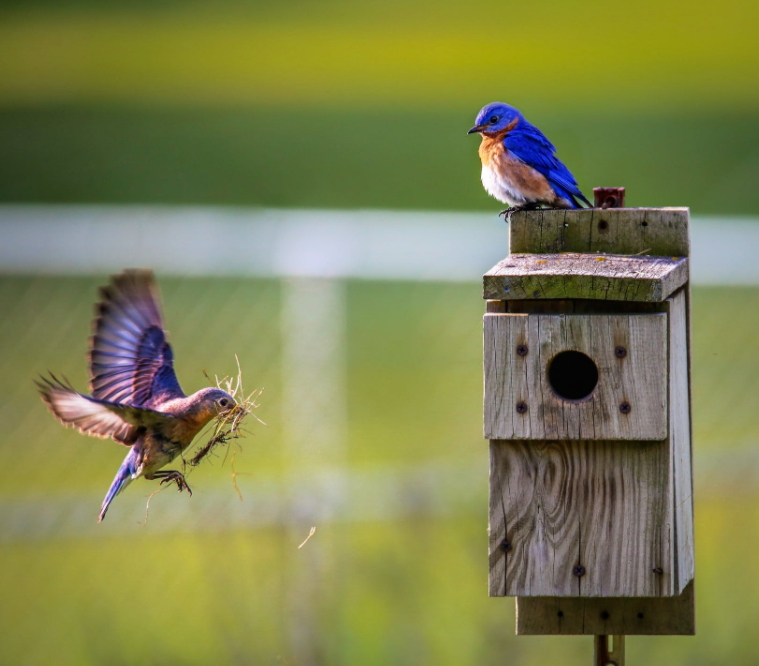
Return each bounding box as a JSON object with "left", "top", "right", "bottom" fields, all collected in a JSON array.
[
  {"left": 504, "top": 128, "right": 591, "bottom": 207},
  {"left": 37, "top": 374, "right": 174, "bottom": 445},
  {"left": 89, "top": 269, "right": 184, "bottom": 408}
]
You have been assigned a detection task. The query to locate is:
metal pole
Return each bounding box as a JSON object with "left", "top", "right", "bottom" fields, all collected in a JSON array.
[{"left": 594, "top": 635, "right": 625, "bottom": 666}]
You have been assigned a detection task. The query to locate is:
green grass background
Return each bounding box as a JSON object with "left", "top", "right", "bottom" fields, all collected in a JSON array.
[
  {"left": 1, "top": 279, "right": 759, "bottom": 666},
  {"left": 1, "top": 0, "right": 759, "bottom": 663}
]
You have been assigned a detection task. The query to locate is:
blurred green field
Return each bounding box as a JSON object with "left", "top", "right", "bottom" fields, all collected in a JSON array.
[
  {"left": 1, "top": 0, "right": 759, "bottom": 214},
  {"left": 1, "top": 0, "right": 759, "bottom": 663},
  {"left": 1, "top": 276, "right": 759, "bottom": 665},
  {"left": 2, "top": 106, "right": 759, "bottom": 214}
]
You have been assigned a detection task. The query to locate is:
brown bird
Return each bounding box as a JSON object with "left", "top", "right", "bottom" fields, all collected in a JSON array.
[{"left": 37, "top": 270, "right": 236, "bottom": 522}]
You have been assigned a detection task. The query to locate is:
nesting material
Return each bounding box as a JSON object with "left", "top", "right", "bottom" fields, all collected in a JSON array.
[{"left": 190, "top": 356, "right": 265, "bottom": 467}]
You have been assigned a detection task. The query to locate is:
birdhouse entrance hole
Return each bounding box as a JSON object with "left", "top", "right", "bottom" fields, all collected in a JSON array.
[{"left": 547, "top": 351, "right": 598, "bottom": 402}]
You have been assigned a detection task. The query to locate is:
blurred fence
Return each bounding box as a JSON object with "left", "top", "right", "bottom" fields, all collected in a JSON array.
[
  {"left": 2, "top": 205, "right": 759, "bottom": 283},
  {"left": 1, "top": 204, "right": 758, "bottom": 545},
  {"left": 2, "top": 206, "right": 759, "bottom": 666}
]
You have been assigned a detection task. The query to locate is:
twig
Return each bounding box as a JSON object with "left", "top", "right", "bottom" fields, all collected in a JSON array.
[
  {"left": 230, "top": 449, "right": 252, "bottom": 502},
  {"left": 298, "top": 526, "right": 317, "bottom": 549},
  {"left": 140, "top": 486, "right": 166, "bottom": 526}
]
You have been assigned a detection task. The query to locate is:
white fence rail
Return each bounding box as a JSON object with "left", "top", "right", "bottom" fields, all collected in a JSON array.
[{"left": 1, "top": 205, "right": 758, "bottom": 284}]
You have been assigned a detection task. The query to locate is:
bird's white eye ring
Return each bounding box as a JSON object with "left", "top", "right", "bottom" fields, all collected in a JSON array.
[
  {"left": 489, "top": 115, "right": 498, "bottom": 124},
  {"left": 219, "top": 398, "right": 229, "bottom": 407}
]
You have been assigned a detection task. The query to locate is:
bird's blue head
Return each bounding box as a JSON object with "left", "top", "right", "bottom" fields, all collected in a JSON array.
[{"left": 467, "top": 102, "right": 523, "bottom": 137}]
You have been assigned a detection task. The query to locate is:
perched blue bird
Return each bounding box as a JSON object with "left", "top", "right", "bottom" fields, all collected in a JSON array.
[
  {"left": 468, "top": 102, "right": 591, "bottom": 213},
  {"left": 37, "top": 270, "right": 236, "bottom": 522}
]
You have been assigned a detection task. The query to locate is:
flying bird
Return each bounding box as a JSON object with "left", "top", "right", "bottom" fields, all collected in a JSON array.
[
  {"left": 37, "top": 270, "right": 236, "bottom": 522},
  {"left": 468, "top": 102, "right": 591, "bottom": 214}
]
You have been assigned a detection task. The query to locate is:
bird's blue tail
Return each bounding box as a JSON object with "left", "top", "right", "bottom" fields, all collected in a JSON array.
[{"left": 99, "top": 451, "right": 137, "bottom": 522}]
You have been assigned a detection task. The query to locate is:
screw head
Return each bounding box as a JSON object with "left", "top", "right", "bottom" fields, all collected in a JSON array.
[
  {"left": 573, "top": 565, "right": 586, "bottom": 577},
  {"left": 614, "top": 346, "right": 627, "bottom": 359},
  {"left": 516, "top": 401, "right": 528, "bottom": 414},
  {"left": 619, "top": 401, "right": 632, "bottom": 414},
  {"left": 652, "top": 567, "right": 664, "bottom": 575},
  {"left": 499, "top": 540, "right": 512, "bottom": 553},
  {"left": 516, "top": 344, "right": 528, "bottom": 357}
]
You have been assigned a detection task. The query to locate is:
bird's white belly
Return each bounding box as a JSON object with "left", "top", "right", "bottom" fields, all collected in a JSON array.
[{"left": 481, "top": 165, "right": 529, "bottom": 206}]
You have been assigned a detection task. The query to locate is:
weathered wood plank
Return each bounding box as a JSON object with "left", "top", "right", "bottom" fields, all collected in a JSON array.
[
  {"left": 668, "top": 290, "right": 695, "bottom": 593},
  {"left": 488, "top": 443, "right": 508, "bottom": 596},
  {"left": 515, "top": 581, "right": 695, "bottom": 635},
  {"left": 508, "top": 208, "right": 690, "bottom": 257},
  {"left": 483, "top": 253, "right": 688, "bottom": 302},
  {"left": 489, "top": 439, "right": 673, "bottom": 598},
  {"left": 484, "top": 313, "right": 668, "bottom": 441}
]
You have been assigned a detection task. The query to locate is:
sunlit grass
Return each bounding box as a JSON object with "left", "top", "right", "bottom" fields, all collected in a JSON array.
[{"left": 1, "top": 276, "right": 759, "bottom": 665}]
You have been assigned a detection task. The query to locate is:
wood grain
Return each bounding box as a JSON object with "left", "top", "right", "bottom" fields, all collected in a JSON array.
[
  {"left": 489, "top": 439, "right": 672, "bottom": 598},
  {"left": 483, "top": 253, "right": 688, "bottom": 302},
  {"left": 668, "top": 290, "right": 695, "bottom": 593},
  {"left": 483, "top": 312, "right": 668, "bottom": 441},
  {"left": 515, "top": 581, "right": 695, "bottom": 635},
  {"left": 508, "top": 208, "right": 690, "bottom": 257}
]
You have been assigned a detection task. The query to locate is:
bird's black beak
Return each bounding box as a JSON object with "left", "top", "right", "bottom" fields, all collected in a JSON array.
[{"left": 467, "top": 125, "right": 485, "bottom": 135}]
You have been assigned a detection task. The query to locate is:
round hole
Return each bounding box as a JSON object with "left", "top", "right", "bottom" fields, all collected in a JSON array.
[
  {"left": 548, "top": 351, "right": 599, "bottom": 402},
  {"left": 642, "top": 221, "right": 648, "bottom": 227},
  {"left": 598, "top": 220, "right": 609, "bottom": 231}
]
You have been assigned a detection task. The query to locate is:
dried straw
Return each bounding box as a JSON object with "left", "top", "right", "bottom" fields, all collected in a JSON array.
[{"left": 189, "top": 355, "right": 265, "bottom": 467}]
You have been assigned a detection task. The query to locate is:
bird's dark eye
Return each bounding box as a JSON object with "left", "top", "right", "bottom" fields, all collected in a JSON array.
[
  {"left": 489, "top": 115, "right": 498, "bottom": 124},
  {"left": 219, "top": 399, "right": 228, "bottom": 407}
]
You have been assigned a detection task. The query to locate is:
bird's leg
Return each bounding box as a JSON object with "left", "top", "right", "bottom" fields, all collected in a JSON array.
[{"left": 153, "top": 470, "right": 193, "bottom": 496}]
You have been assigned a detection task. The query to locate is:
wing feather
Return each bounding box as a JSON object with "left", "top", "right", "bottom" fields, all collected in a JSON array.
[
  {"left": 504, "top": 127, "right": 591, "bottom": 207},
  {"left": 36, "top": 375, "right": 174, "bottom": 445},
  {"left": 88, "top": 270, "right": 184, "bottom": 408}
]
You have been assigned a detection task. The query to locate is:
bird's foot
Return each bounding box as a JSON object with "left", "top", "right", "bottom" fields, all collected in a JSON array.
[
  {"left": 499, "top": 203, "right": 542, "bottom": 222},
  {"left": 156, "top": 470, "right": 193, "bottom": 496},
  {"left": 498, "top": 206, "right": 524, "bottom": 221}
]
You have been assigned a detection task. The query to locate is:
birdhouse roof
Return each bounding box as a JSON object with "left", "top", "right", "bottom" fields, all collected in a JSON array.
[{"left": 483, "top": 252, "right": 688, "bottom": 302}]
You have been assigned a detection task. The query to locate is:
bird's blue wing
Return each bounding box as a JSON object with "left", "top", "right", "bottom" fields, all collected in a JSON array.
[
  {"left": 88, "top": 270, "right": 184, "bottom": 408},
  {"left": 504, "top": 128, "right": 591, "bottom": 207}
]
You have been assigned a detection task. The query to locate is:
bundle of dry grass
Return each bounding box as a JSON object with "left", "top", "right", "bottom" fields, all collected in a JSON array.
[{"left": 190, "top": 355, "right": 265, "bottom": 467}]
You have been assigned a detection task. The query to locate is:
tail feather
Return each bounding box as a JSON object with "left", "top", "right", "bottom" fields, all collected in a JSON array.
[
  {"left": 553, "top": 183, "right": 592, "bottom": 209},
  {"left": 575, "top": 190, "right": 593, "bottom": 208},
  {"left": 99, "top": 453, "right": 137, "bottom": 522}
]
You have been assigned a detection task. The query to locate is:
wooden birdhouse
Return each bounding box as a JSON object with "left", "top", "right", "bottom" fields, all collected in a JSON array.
[{"left": 483, "top": 201, "right": 695, "bottom": 645}]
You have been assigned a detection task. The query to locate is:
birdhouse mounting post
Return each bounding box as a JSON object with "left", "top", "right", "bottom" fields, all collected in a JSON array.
[{"left": 482, "top": 201, "right": 696, "bottom": 663}]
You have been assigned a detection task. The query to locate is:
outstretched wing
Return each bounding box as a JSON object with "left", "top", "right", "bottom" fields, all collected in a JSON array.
[
  {"left": 89, "top": 269, "right": 184, "bottom": 408},
  {"left": 37, "top": 374, "right": 174, "bottom": 445},
  {"left": 504, "top": 127, "right": 591, "bottom": 208}
]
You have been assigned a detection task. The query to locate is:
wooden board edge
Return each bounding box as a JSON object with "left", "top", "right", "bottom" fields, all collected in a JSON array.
[{"left": 515, "top": 580, "right": 696, "bottom": 636}]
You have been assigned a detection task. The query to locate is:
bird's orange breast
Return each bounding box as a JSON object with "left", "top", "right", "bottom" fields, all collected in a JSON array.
[{"left": 477, "top": 117, "right": 519, "bottom": 167}]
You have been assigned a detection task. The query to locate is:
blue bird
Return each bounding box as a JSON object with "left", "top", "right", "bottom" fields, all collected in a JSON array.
[
  {"left": 468, "top": 102, "right": 591, "bottom": 214},
  {"left": 37, "top": 270, "right": 237, "bottom": 522}
]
